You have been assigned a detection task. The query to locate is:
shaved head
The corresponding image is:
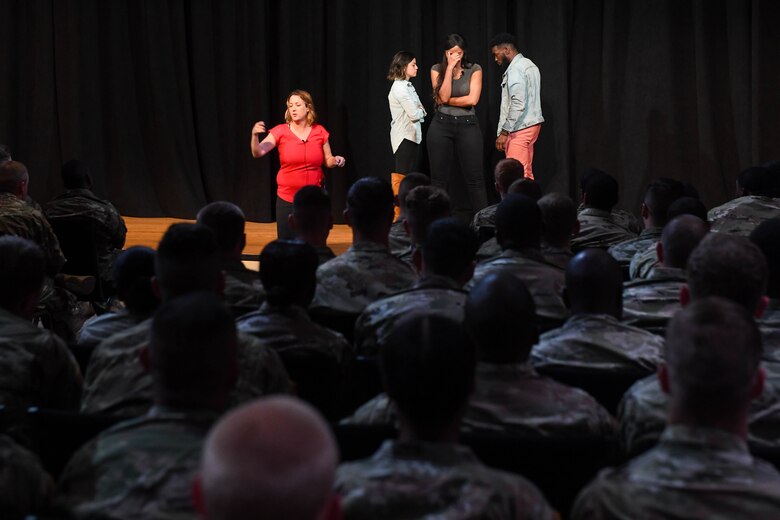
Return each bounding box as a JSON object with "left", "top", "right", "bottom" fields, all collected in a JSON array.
[
  {"left": 566, "top": 249, "right": 623, "bottom": 317},
  {"left": 0, "top": 160, "right": 28, "bottom": 195},
  {"left": 660, "top": 215, "right": 709, "bottom": 269},
  {"left": 200, "top": 396, "right": 338, "bottom": 520}
]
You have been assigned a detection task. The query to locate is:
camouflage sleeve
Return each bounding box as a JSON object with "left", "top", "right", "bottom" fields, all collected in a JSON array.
[
  {"left": 232, "top": 334, "right": 291, "bottom": 404},
  {"left": 569, "top": 481, "right": 612, "bottom": 520},
  {"left": 55, "top": 439, "right": 98, "bottom": 514},
  {"left": 0, "top": 435, "right": 55, "bottom": 518},
  {"left": 39, "top": 333, "right": 83, "bottom": 409}
]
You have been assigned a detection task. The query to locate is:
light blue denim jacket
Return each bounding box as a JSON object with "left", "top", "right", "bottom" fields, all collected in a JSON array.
[{"left": 497, "top": 53, "right": 544, "bottom": 136}]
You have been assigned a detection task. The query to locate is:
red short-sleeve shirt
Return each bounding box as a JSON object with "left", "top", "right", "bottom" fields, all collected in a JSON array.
[{"left": 269, "top": 123, "right": 330, "bottom": 202}]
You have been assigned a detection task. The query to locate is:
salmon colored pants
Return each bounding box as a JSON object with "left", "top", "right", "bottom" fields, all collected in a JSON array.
[{"left": 505, "top": 123, "right": 541, "bottom": 180}]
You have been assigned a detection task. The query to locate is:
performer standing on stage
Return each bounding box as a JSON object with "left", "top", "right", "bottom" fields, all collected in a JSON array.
[
  {"left": 387, "top": 51, "right": 426, "bottom": 175},
  {"left": 251, "top": 90, "right": 345, "bottom": 239},
  {"left": 427, "top": 33, "right": 487, "bottom": 221},
  {"left": 490, "top": 33, "right": 544, "bottom": 180}
]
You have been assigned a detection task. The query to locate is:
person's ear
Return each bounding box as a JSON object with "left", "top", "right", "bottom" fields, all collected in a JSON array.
[
  {"left": 641, "top": 202, "right": 649, "bottom": 220},
  {"left": 679, "top": 284, "right": 690, "bottom": 307},
  {"left": 658, "top": 363, "right": 670, "bottom": 394}
]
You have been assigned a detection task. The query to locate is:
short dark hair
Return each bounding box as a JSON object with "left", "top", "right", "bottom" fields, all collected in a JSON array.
[
  {"left": 538, "top": 193, "right": 577, "bottom": 245},
  {"left": 404, "top": 185, "right": 451, "bottom": 243},
  {"left": 660, "top": 215, "right": 709, "bottom": 270},
  {"left": 112, "top": 246, "right": 158, "bottom": 317},
  {"left": 381, "top": 314, "right": 476, "bottom": 434},
  {"left": 0, "top": 161, "right": 28, "bottom": 194},
  {"left": 494, "top": 159, "right": 524, "bottom": 193},
  {"left": 387, "top": 51, "right": 416, "bottom": 81},
  {"left": 644, "top": 178, "right": 684, "bottom": 227},
  {"left": 398, "top": 173, "right": 430, "bottom": 210},
  {"left": 346, "top": 177, "right": 394, "bottom": 235},
  {"left": 196, "top": 201, "right": 246, "bottom": 253},
  {"left": 260, "top": 240, "right": 319, "bottom": 307},
  {"left": 583, "top": 171, "right": 619, "bottom": 211},
  {"left": 292, "top": 186, "right": 331, "bottom": 233},
  {"left": 738, "top": 166, "right": 773, "bottom": 197},
  {"left": 566, "top": 249, "right": 623, "bottom": 312},
  {"left": 155, "top": 223, "right": 222, "bottom": 300},
  {"left": 750, "top": 219, "right": 780, "bottom": 299},
  {"left": 61, "top": 160, "right": 91, "bottom": 189},
  {"left": 508, "top": 178, "right": 542, "bottom": 201},
  {"left": 489, "top": 32, "right": 517, "bottom": 50},
  {"left": 495, "top": 194, "right": 542, "bottom": 250},
  {"left": 420, "top": 218, "right": 478, "bottom": 279},
  {"left": 687, "top": 233, "right": 767, "bottom": 312},
  {"left": 666, "top": 196, "right": 708, "bottom": 223},
  {"left": 0, "top": 236, "right": 45, "bottom": 311}
]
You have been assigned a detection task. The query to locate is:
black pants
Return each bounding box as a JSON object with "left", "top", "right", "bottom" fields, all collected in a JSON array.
[
  {"left": 426, "top": 112, "right": 487, "bottom": 216},
  {"left": 276, "top": 196, "right": 295, "bottom": 240},
  {"left": 394, "top": 138, "right": 419, "bottom": 174}
]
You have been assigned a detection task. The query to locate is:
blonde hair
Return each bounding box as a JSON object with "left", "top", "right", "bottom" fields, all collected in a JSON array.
[{"left": 284, "top": 90, "right": 317, "bottom": 126}]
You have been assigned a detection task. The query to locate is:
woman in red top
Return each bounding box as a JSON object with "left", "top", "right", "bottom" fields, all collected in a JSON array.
[{"left": 251, "top": 89, "right": 346, "bottom": 238}]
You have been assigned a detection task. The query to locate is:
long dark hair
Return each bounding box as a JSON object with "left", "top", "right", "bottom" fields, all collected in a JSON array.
[{"left": 433, "top": 33, "right": 473, "bottom": 104}]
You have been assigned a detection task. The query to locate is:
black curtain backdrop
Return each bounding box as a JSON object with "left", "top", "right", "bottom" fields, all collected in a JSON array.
[{"left": 1, "top": 0, "right": 778, "bottom": 223}]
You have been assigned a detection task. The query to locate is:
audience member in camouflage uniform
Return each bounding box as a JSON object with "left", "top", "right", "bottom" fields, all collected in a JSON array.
[
  {"left": 335, "top": 314, "right": 556, "bottom": 519},
  {"left": 196, "top": 396, "right": 340, "bottom": 520},
  {"left": 289, "top": 185, "right": 337, "bottom": 265},
  {"left": 393, "top": 185, "right": 451, "bottom": 267},
  {"left": 532, "top": 249, "right": 664, "bottom": 375},
  {"left": 354, "top": 217, "right": 476, "bottom": 357},
  {"left": 471, "top": 158, "right": 524, "bottom": 240},
  {"left": 311, "top": 177, "right": 416, "bottom": 316},
  {"left": 58, "top": 293, "right": 238, "bottom": 519},
  {"left": 468, "top": 194, "right": 567, "bottom": 325},
  {"left": 44, "top": 160, "right": 127, "bottom": 285},
  {"left": 709, "top": 166, "right": 780, "bottom": 236},
  {"left": 388, "top": 173, "right": 429, "bottom": 259},
  {"left": 574, "top": 298, "right": 780, "bottom": 519},
  {"left": 571, "top": 170, "right": 637, "bottom": 251},
  {"left": 0, "top": 433, "right": 54, "bottom": 519},
  {"left": 538, "top": 192, "right": 578, "bottom": 270},
  {"left": 576, "top": 168, "right": 642, "bottom": 234},
  {"left": 197, "top": 201, "right": 264, "bottom": 313},
  {"left": 622, "top": 215, "right": 709, "bottom": 335},
  {"left": 81, "top": 224, "right": 288, "bottom": 416},
  {"left": 78, "top": 247, "right": 158, "bottom": 347}
]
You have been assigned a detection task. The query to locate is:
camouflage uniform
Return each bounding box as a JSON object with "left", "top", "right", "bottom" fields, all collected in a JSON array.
[
  {"left": 221, "top": 258, "right": 264, "bottom": 311},
  {"left": 0, "top": 433, "right": 53, "bottom": 519},
  {"left": 621, "top": 266, "right": 685, "bottom": 336},
  {"left": 388, "top": 220, "right": 410, "bottom": 258},
  {"left": 475, "top": 236, "right": 501, "bottom": 262},
  {"left": 608, "top": 227, "right": 662, "bottom": 266},
  {"left": 708, "top": 195, "right": 780, "bottom": 236},
  {"left": 471, "top": 203, "right": 498, "bottom": 234},
  {"left": 571, "top": 208, "right": 637, "bottom": 252},
  {"left": 541, "top": 244, "right": 573, "bottom": 270},
  {"left": 577, "top": 204, "right": 642, "bottom": 235},
  {"left": 531, "top": 314, "right": 664, "bottom": 373},
  {"left": 335, "top": 440, "right": 556, "bottom": 520},
  {"left": 236, "top": 302, "right": 351, "bottom": 366},
  {"left": 354, "top": 274, "right": 467, "bottom": 357},
  {"left": 760, "top": 299, "right": 780, "bottom": 364},
  {"left": 0, "top": 192, "right": 66, "bottom": 276},
  {"left": 81, "top": 319, "right": 289, "bottom": 416},
  {"left": 44, "top": 188, "right": 127, "bottom": 283},
  {"left": 467, "top": 248, "right": 567, "bottom": 322},
  {"left": 78, "top": 309, "right": 142, "bottom": 347},
  {"left": 311, "top": 242, "right": 416, "bottom": 315},
  {"left": 572, "top": 425, "right": 780, "bottom": 520},
  {"left": 345, "top": 362, "right": 617, "bottom": 439},
  {"left": 628, "top": 242, "right": 659, "bottom": 280},
  {"left": 57, "top": 406, "right": 215, "bottom": 520}
]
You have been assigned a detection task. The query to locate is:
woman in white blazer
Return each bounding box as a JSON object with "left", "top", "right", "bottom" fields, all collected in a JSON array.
[{"left": 387, "top": 51, "right": 427, "bottom": 174}]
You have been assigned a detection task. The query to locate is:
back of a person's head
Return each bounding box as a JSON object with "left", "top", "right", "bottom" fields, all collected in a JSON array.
[
  {"left": 665, "top": 297, "right": 762, "bottom": 426},
  {"left": 494, "top": 158, "right": 524, "bottom": 194},
  {"left": 738, "top": 166, "right": 773, "bottom": 197},
  {"left": 0, "top": 236, "right": 45, "bottom": 314},
  {"left": 660, "top": 215, "right": 709, "bottom": 269},
  {"left": 196, "top": 201, "right": 246, "bottom": 254},
  {"left": 686, "top": 233, "right": 768, "bottom": 312},
  {"left": 644, "top": 178, "right": 684, "bottom": 227},
  {"left": 292, "top": 186, "right": 332, "bottom": 233},
  {"left": 583, "top": 170, "right": 619, "bottom": 211},
  {"left": 666, "top": 196, "right": 708, "bottom": 223},
  {"left": 420, "top": 218, "right": 478, "bottom": 280},
  {"left": 0, "top": 160, "right": 28, "bottom": 194},
  {"left": 199, "top": 396, "right": 338, "bottom": 520},
  {"left": 465, "top": 272, "right": 537, "bottom": 362},
  {"left": 538, "top": 192, "right": 577, "bottom": 245},
  {"left": 507, "top": 178, "right": 542, "bottom": 201},
  {"left": 381, "top": 314, "right": 476, "bottom": 437},
  {"left": 155, "top": 223, "right": 221, "bottom": 300},
  {"left": 750, "top": 219, "right": 780, "bottom": 299},
  {"left": 260, "top": 240, "right": 319, "bottom": 307},
  {"left": 566, "top": 249, "right": 623, "bottom": 315},
  {"left": 60, "top": 159, "right": 91, "bottom": 190},
  {"left": 398, "top": 172, "right": 430, "bottom": 209},
  {"left": 404, "top": 185, "right": 451, "bottom": 243},
  {"left": 495, "top": 194, "right": 542, "bottom": 250},
  {"left": 150, "top": 292, "right": 237, "bottom": 408},
  {"left": 346, "top": 177, "right": 394, "bottom": 235},
  {"left": 113, "top": 246, "right": 158, "bottom": 317}
]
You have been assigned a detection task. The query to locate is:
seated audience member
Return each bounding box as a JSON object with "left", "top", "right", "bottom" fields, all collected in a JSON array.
[
  {"left": 0, "top": 433, "right": 53, "bottom": 519},
  {"left": 608, "top": 178, "right": 683, "bottom": 266},
  {"left": 78, "top": 246, "right": 158, "bottom": 347},
  {"left": 395, "top": 184, "right": 451, "bottom": 266},
  {"left": 577, "top": 169, "right": 642, "bottom": 234},
  {"left": 335, "top": 314, "right": 555, "bottom": 519},
  {"left": 58, "top": 292, "right": 238, "bottom": 518},
  {"left": 571, "top": 170, "right": 637, "bottom": 251},
  {"left": 628, "top": 195, "right": 709, "bottom": 280},
  {"left": 289, "top": 186, "right": 336, "bottom": 265},
  {"left": 619, "top": 233, "right": 780, "bottom": 455},
  {"left": 311, "top": 177, "right": 416, "bottom": 316},
  {"left": 81, "top": 223, "right": 288, "bottom": 416},
  {"left": 622, "top": 215, "right": 709, "bottom": 335},
  {"left": 0, "top": 236, "right": 81, "bottom": 412},
  {"left": 532, "top": 249, "right": 664, "bottom": 374},
  {"left": 236, "top": 240, "right": 350, "bottom": 366},
  {"left": 708, "top": 165, "right": 780, "bottom": 236},
  {"left": 194, "top": 396, "right": 339, "bottom": 520},
  {"left": 538, "top": 192, "right": 579, "bottom": 270},
  {"left": 573, "top": 298, "right": 780, "bottom": 519},
  {"left": 347, "top": 272, "right": 616, "bottom": 438},
  {"left": 44, "top": 160, "right": 127, "bottom": 286},
  {"left": 388, "top": 173, "right": 430, "bottom": 258},
  {"left": 354, "top": 217, "right": 477, "bottom": 357},
  {"left": 471, "top": 158, "right": 524, "bottom": 238},
  {"left": 468, "top": 194, "right": 567, "bottom": 325},
  {"left": 196, "top": 201, "right": 264, "bottom": 311}
]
